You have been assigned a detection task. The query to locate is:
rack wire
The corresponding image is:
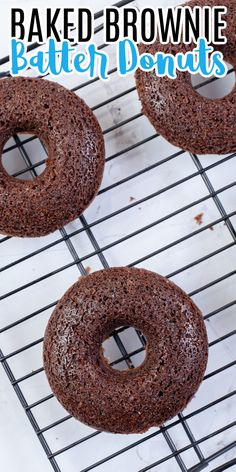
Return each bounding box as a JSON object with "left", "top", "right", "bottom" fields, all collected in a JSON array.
[{"left": 0, "top": 1, "right": 236, "bottom": 471}]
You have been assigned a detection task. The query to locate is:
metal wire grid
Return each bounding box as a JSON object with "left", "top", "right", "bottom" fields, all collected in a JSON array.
[{"left": 0, "top": 1, "right": 236, "bottom": 471}]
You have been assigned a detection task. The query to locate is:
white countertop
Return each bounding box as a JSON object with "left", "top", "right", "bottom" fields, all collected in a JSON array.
[{"left": 0, "top": 1, "right": 236, "bottom": 471}]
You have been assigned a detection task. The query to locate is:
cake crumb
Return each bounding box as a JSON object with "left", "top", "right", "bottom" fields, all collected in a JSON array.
[
  {"left": 129, "top": 196, "right": 135, "bottom": 202},
  {"left": 85, "top": 266, "right": 91, "bottom": 275},
  {"left": 209, "top": 226, "right": 214, "bottom": 231},
  {"left": 194, "top": 212, "right": 204, "bottom": 225}
]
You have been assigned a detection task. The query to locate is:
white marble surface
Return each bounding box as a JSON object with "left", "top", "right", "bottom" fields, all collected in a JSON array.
[{"left": 0, "top": 0, "right": 236, "bottom": 471}]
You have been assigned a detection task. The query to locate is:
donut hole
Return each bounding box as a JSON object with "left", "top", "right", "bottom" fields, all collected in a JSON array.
[
  {"left": 102, "top": 326, "right": 146, "bottom": 371},
  {"left": 2, "top": 133, "right": 48, "bottom": 180},
  {"left": 191, "top": 62, "right": 235, "bottom": 99}
]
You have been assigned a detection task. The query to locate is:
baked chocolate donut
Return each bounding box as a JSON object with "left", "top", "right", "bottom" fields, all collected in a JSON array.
[
  {"left": 43, "top": 267, "right": 208, "bottom": 434},
  {"left": 0, "top": 77, "right": 104, "bottom": 237},
  {"left": 136, "top": 0, "right": 236, "bottom": 154}
]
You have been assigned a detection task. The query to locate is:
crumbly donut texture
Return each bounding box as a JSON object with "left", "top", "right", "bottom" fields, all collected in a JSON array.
[
  {"left": 43, "top": 267, "right": 208, "bottom": 434},
  {"left": 0, "top": 77, "right": 105, "bottom": 237},
  {"left": 135, "top": 0, "right": 236, "bottom": 154}
]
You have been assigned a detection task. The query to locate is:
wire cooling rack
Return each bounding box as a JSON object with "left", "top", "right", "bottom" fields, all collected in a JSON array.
[{"left": 0, "top": 1, "right": 236, "bottom": 471}]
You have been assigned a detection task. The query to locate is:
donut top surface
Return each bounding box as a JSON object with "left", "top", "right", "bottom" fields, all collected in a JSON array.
[
  {"left": 0, "top": 77, "right": 105, "bottom": 237},
  {"left": 136, "top": 0, "right": 236, "bottom": 154},
  {"left": 43, "top": 267, "right": 208, "bottom": 433}
]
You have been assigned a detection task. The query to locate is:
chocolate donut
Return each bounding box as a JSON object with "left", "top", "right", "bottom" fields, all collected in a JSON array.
[
  {"left": 135, "top": 0, "right": 236, "bottom": 154},
  {"left": 0, "top": 77, "right": 104, "bottom": 237},
  {"left": 43, "top": 267, "right": 208, "bottom": 434}
]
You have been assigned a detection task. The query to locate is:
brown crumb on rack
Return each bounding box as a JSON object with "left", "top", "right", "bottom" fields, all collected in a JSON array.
[
  {"left": 85, "top": 266, "right": 91, "bottom": 275},
  {"left": 194, "top": 212, "right": 204, "bottom": 225},
  {"left": 209, "top": 226, "right": 214, "bottom": 231},
  {"left": 129, "top": 196, "right": 135, "bottom": 202}
]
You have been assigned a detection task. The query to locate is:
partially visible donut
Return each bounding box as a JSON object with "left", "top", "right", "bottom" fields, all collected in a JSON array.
[
  {"left": 0, "top": 77, "right": 105, "bottom": 237},
  {"left": 136, "top": 0, "right": 236, "bottom": 154},
  {"left": 43, "top": 267, "right": 208, "bottom": 434}
]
